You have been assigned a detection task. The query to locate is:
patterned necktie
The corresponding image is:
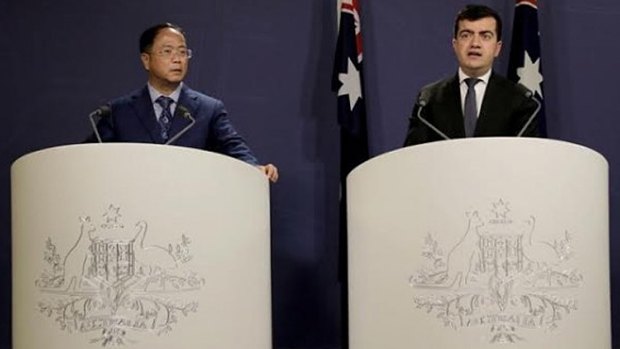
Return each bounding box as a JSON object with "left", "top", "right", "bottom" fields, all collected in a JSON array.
[
  {"left": 464, "top": 78, "right": 481, "bottom": 138},
  {"left": 156, "top": 96, "right": 174, "bottom": 141}
]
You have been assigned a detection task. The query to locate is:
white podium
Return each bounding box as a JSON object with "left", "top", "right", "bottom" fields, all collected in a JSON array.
[
  {"left": 347, "top": 138, "right": 610, "bottom": 348},
  {"left": 11, "top": 144, "right": 272, "bottom": 348}
]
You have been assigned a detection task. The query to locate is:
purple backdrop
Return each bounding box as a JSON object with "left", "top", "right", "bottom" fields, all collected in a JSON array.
[{"left": 1, "top": 0, "right": 619, "bottom": 348}]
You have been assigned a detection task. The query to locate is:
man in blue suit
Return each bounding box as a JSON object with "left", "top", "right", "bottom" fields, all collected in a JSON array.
[{"left": 90, "top": 23, "right": 278, "bottom": 182}]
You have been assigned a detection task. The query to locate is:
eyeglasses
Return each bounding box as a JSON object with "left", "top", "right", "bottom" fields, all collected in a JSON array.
[{"left": 150, "top": 47, "right": 193, "bottom": 59}]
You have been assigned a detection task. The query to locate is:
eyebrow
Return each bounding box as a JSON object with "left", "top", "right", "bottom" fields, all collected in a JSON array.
[{"left": 458, "top": 29, "right": 495, "bottom": 36}]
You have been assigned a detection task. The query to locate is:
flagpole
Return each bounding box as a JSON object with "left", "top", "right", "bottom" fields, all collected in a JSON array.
[{"left": 337, "top": 0, "right": 342, "bottom": 28}]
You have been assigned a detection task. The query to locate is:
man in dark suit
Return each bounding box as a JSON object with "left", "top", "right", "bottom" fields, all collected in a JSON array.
[
  {"left": 90, "top": 23, "right": 278, "bottom": 182},
  {"left": 404, "top": 5, "right": 539, "bottom": 147}
]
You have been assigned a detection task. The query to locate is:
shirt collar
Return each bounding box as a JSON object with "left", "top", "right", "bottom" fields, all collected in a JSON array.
[
  {"left": 458, "top": 68, "right": 492, "bottom": 85},
  {"left": 147, "top": 82, "right": 183, "bottom": 104}
]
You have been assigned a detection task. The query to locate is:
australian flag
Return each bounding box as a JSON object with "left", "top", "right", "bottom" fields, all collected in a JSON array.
[
  {"left": 331, "top": 0, "right": 369, "bottom": 347},
  {"left": 332, "top": 0, "right": 369, "bottom": 177},
  {"left": 507, "top": 0, "right": 547, "bottom": 136}
]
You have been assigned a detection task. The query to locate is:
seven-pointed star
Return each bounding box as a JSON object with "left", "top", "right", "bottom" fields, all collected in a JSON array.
[
  {"left": 338, "top": 58, "right": 362, "bottom": 110},
  {"left": 517, "top": 51, "right": 544, "bottom": 98},
  {"left": 492, "top": 199, "right": 510, "bottom": 220}
]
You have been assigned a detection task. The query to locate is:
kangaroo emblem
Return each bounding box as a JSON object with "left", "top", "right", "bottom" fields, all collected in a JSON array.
[{"left": 61, "top": 216, "right": 96, "bottom": 290}]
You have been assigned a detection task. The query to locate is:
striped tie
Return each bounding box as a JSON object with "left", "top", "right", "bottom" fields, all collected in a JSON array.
[{"left": 156, "top": 96, "right": 174, "bottom": 141}]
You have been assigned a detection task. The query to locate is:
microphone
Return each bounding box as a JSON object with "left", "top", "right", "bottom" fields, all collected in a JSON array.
[
  {"left": 516, "top": 87, "right": 541, "bottom": 137},
  {"left": 88, "top": 104, "right": 111, "bottom": 143},
  {"left": 165, "top": 105, "right": 196, "bottom": 145},
  {"left": 413, "top": 90, "right": 450, "bottom": 141}
]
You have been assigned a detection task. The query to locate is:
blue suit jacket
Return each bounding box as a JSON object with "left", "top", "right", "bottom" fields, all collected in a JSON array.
[{"left": 91, "top": 85, "right": 259, "bottom": 165}]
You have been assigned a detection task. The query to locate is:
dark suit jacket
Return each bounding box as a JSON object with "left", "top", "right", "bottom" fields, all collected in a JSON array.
[
  {"left": 90, "top": 85, "right": 259, "bottom": 165},
  {"left": 404, "top": 72, "right": 540, "bottom": 146}
]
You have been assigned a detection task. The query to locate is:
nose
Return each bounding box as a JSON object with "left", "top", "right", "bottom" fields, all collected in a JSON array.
[{"left": 470, "top": 35, "right": 482, "bottom": 47}]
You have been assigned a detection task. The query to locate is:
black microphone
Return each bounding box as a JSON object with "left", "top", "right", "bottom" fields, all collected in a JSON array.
[
  {"left": 413, "top": 89, "right": 450, "bottom": 141},
  {"left": 88, "top": 104, "right": 111, "bottom": 143},
  {"left": 165, "top": 105, "right": 196, "bottom": 145},
  {"left": 516, "top": 87, "right": 541, "bottom": 137}
]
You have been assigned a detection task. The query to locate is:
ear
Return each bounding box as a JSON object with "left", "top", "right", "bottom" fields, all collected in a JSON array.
[
  {"left": 140, "top": 52, "right": 151, "bottom": 71},
  {"left": 494, "top": 41, "right": 502, "bottom": 58}
]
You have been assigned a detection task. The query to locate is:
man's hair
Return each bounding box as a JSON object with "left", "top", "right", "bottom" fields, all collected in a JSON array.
[
  {"left": 139, "top": 23, "right": 185, "bottom": 53},
  {"left": 453, "top": 4, "right": 502, "bottom": 41}
]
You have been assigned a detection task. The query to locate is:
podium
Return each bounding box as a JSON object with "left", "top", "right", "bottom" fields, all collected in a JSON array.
[
  {"left": 347, "top": 138, "right": 610, "bottom": 348},
  {"left": 11, "top": 144, "right": 272, "bottom": 348}
]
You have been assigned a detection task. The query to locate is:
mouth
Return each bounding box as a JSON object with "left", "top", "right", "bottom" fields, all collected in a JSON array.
[{"left": 467, "top": 52, "right": 482, "bottom": 58}]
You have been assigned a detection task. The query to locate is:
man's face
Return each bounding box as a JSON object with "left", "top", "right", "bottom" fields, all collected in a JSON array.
[
  {"left": 452, "top": 17, "right": 502, "bottom": 77},
  {"left": 140, "top": 28, "right": 189, "bottom": 92}
]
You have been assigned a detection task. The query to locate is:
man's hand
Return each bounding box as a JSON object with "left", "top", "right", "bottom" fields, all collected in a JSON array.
[{"left": 257, "top": 164, "right": 279, "bottom": 183}]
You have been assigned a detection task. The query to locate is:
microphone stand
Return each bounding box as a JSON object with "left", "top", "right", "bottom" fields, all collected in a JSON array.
[
  {"left": 165, "top": 106, "right": 196, "bottom": 145},
  {"left": 517, "top": 94, "right": 541, "bottom": 137}
]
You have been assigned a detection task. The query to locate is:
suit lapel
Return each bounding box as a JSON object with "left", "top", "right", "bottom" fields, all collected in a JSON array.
[
  {"left": 476, "top": 72, "right": 501, "bottom": 136},
  {"left": 169, "top": 85, "right": 199, "bottom": 136},
  {"left": 445, "top": 76, "right": 466, "bottom": 138},
  {"left": 130, "top": 87, "right": 164, "bottom": 143}
]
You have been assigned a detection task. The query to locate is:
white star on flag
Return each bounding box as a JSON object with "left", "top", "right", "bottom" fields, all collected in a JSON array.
[
  {"left": 338, "top": 58, "right": 362, "bottom": 110},
  {"left": 517, "top": 51, "right": 544, "bottom": 98}
]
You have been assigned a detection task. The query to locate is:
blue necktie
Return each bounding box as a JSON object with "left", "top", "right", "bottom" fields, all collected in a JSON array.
[
  {"left": 464, "top": 78, "right": 480, "bottom": 138},
  {"left": 156, "top": 96, "right": 174, "bottom": 141}
]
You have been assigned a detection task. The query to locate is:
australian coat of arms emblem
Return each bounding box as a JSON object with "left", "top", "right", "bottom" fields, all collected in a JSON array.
[
  {"left": 35, "top": 205, "right": 205, "bottom": 346},
  {"left": 410, "top": 199, "right": 582, "bottom": 343}
]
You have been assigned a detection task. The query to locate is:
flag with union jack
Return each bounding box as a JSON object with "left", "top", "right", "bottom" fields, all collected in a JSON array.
[
  {"left": 332, "top": 0, "right": 369, "bottom": 179},
  {"left": 331, "top": 1, "right": 368, "bottom": 347},
  {"left": 507, "top": 0, "right": 547, "bottom": 136}
]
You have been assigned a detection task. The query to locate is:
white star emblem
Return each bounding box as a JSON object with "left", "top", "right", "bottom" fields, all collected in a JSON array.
[
  {"left": 517, "top": 51, "right": 544, "bottom": 98},
  {"left": 338, "top": 58, "right": 362, "bottom": 110}
]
